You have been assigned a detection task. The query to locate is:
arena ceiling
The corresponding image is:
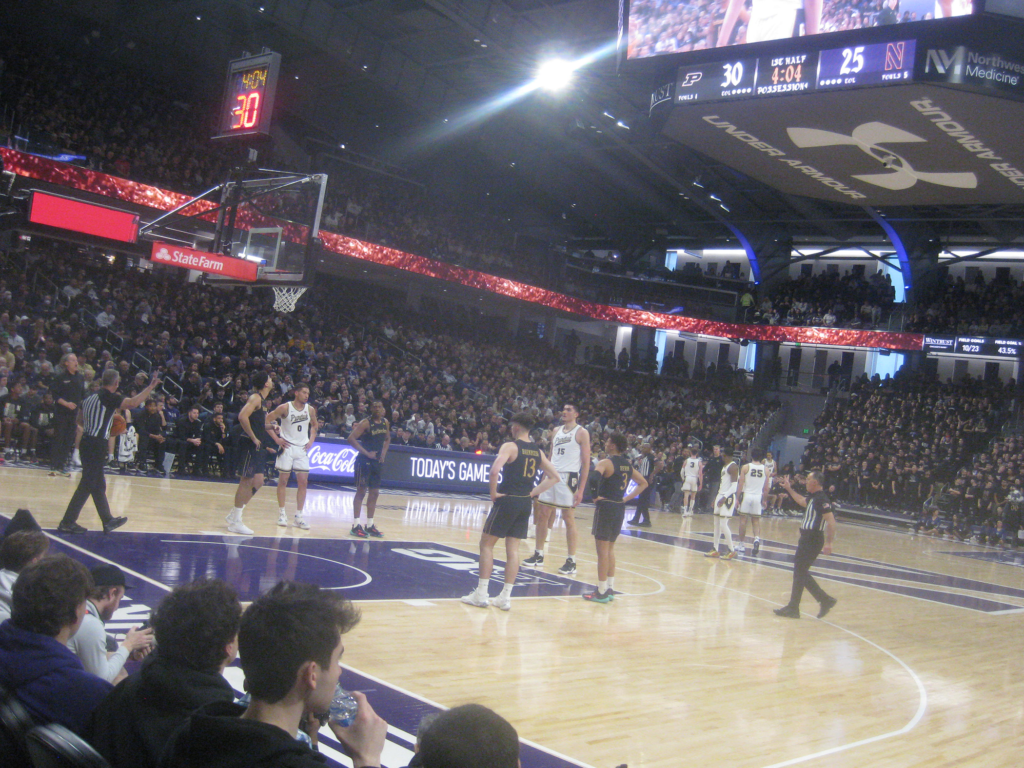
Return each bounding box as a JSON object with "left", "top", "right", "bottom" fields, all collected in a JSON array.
[{"left": 10, "top": 1, "right": 1024, "bottom": 266}]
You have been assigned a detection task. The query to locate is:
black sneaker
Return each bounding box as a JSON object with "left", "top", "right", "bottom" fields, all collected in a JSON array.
[
  {"left": 817, "top": 596, "right": 838, "bottom": 619},
  {"left": 103, "top": 516, "right": 128, "bottom": 533},
  {"left": 583, "top": 590, "right": 612, "bottom": 604},
  {"left": 774, "top": 605, "right": 800, "bottom": 619},
  {"left": 523, "top": 552, "right": 544, "bottom": 567},
  {"left": 350, "top": 524, "right": 367, "bottom": 539},
  {"left": 557, "top": 558, "right": 577, "bottom": 575},
  {"left": 752, "top": 539, "right": 761, "bottom": 556},
  {"left": 57, "top": 522, "right": 88, "bottom": 534},
  {"left": 365, "top": 524, "right": 384, "bottom": 538},
  {"left": 637, "top": 520, "right": 652, "bottom": 527}
]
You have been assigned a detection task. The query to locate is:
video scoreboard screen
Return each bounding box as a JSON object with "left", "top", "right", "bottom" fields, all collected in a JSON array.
[
  {"left": 674, "top": 39, "right": 915, "bottom": 103},
  {"left": 626, "top": 0, "right": 970, "bottom": 61}
]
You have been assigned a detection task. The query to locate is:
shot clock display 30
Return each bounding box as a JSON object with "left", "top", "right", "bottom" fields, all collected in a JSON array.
[
  {"left": 674, "top": 38, "right": 915, "bottom": 104},
  {"left": 215, "top": 52, "right": 281, "bottom": 140}
]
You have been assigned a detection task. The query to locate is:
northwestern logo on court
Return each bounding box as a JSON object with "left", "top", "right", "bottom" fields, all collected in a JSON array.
[{"left": 787, "top": 121, "right": 978, "bottom": 191}]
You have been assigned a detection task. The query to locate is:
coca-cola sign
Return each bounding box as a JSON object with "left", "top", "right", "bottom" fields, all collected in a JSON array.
[{"left": 307, "top": 443, "right": 359, "bottom": 480}]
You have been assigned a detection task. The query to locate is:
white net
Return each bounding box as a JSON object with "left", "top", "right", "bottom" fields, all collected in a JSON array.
[{"left": 271, "top": 286, "right": 307, "bottom": 313}]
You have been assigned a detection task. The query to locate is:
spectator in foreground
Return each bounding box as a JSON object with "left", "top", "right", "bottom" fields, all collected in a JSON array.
[
  {"left": 0, "top": 554, "right": 111, "bottom": 734},
  {"left": 409, "top": 703, "right": 519, "bottom": 768},
  {"left": 0, "top": 529, "right": 50, "bottom": 623},
  {"left": 68, "top": 564, "right": 154, "bottom": 682},
  {"left": 159, "top": 581, "right": 388, "bottom": 768},
  {"left": 89, "top": 579, "right": 242, "bottom": 768}
]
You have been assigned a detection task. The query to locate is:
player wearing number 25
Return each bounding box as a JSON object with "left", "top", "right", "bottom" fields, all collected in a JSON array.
[{"left": 461, "top": 413, "right": 561, "bottom": 611}]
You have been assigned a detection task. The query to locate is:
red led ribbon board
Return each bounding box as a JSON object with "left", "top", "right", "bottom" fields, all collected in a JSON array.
[
  {"left": 29, "top": 191, "right": 139, "bottom": 243},
  {"left": 149, "top": 242, "right": 259, "bottom": 282},
  {"left": 2, "top": 149, "right": 923, "bottom": 351}
]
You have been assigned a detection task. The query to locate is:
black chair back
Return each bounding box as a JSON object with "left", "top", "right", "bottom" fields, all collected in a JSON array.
[
  {"left": 25, "top": 725, "right": 110, "bottom": 768},
  {"left": 0, "top": 685, "right": 36, "bottom": 768}
]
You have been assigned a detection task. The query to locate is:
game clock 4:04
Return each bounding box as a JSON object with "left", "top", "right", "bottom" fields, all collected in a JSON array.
[
  {"left": 215, "top": 52, "right": 282, "bottom": 140},
  {"left": 756, "top": 52, "right": 817, "bottom": 95}
]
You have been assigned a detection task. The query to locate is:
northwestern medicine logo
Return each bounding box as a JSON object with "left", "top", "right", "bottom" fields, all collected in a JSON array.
[
  {"left": 925, "top": 47, "right": 1024, "bottom": 85},
  {"left": 787, "top": 121, "right": 978, "bottom": 191}
]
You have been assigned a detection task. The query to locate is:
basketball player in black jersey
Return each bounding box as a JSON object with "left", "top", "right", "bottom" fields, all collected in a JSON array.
[
  {"left": 584, "top": 433, "right": 648, "bottom": 604},
  {"left": 461, "top": 412, "right": 560, "bottom": 611},
  {"left": 348, "top": 401, "right": 390, "bottom": 538},
  {"left": 226, "top": 372, "right": 276, "bottom": 535}
]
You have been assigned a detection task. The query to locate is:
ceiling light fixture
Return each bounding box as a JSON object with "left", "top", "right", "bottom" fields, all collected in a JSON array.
[{"left": 535, "top": 58, "right": 576, "bottom": 92}]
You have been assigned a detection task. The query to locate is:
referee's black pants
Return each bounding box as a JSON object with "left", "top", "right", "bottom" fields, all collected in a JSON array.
[
  {"left": 787, "top": 529, "right": 831, "bottom": 609},
  {"left": 632, "top": 484, "right": 653, "bottom": 524},
  {"left": 50, "top": 409, "right": 77, "bottom": 471},
  {"left": 61, "top": 436, "right": 114, "bottom": 526}
]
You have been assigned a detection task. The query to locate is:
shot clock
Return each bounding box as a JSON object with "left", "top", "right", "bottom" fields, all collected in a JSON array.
[{"left": 214, "top": 52, "right": 282, "bottom": 140}]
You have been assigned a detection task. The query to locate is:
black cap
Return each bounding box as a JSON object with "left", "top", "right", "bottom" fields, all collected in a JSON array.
[{"left": 90, "top": 564, "right": 132, "bottom": 590}]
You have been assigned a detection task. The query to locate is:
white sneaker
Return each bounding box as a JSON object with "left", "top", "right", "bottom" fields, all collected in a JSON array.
[
  {"left": 293, "top": 515, "right": 310, "bottom": 530},
  {"left": 735, "top": 544, "right": 747, "bottom": 552},
  {"left": 277, "top": 511, "right": 289, "bottom": 527},
  {"left": 227, "top": 517, "right": 254, "bottom": 535},
  {"left": 489, "top": 595, "right": 512, "bottom": 611},
  {"left": 460, "top": 591, "right": 489, "bottom": 607}
]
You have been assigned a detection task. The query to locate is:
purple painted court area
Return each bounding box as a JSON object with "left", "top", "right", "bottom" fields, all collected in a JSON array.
[
  {"left": 620, "top": 528, "right": 1024, "bottom": 613},
  {"left": 41, "top": 530, "right": 595, "bottom": 603}
]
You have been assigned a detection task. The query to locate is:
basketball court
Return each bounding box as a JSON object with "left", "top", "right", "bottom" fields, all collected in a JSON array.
[{"left": 4, "top": 464, "right": 1021, "bottom": 768}]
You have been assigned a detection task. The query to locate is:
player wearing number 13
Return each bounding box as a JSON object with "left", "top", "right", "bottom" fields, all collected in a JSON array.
[
  {"left": 462, "top": 413, "right": 561, "bottom": 611},
  {"left": 267, "top": 383, "right": 317, "bottom": 531}
]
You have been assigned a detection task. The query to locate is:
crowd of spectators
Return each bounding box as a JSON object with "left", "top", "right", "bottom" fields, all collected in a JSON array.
[
  {"left": 0, "top": 510, "right": 519, "bottom": 768},
  {"left": 0, "top": 38, "right": 537, "bottom": 287},
  {"left": 904, "top": 271, "right": 1024, "bottom": 336},
  {"left": 801, "top": 371, "right": 1021, "bottom": 546},
  {"left": 0, "top": 241, "right": 780, "bottom": 480},
  {"left": 754, "top": 269, "right": 896, "bottom": 329}
]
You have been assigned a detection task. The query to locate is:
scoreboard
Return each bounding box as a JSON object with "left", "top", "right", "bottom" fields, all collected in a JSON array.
[
  {"left": 675, "top": 40, "right": 915, "bottom": 104},
  {"left": 214, "top": 52, "right": 282, "bottom": 140}
]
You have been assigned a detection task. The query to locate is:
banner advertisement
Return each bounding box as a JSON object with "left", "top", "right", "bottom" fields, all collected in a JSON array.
[{"left": 149, "top": 242, "right": 259, "bottom": 282}]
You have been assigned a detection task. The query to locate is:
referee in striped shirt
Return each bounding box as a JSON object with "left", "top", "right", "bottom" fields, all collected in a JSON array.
[
  {"left": 628, "top": 444, "right": 655, "bottom": 527},
  {"left": 773, "top": 471, "right": 838, "bottom": 620},
  {"left": 58, "top": 369, "right": 161, "bottom": 534}
]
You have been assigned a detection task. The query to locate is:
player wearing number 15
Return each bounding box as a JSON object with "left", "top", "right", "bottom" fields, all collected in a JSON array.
[
  {"left": 267, "top": 384, "right": 317, "bottom": 531},
  {"left": 462, "top": 413, "right": 561, "bottom": 612}
]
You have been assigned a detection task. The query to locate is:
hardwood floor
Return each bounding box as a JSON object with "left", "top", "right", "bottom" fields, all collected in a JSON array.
[{"left": 4, "top": 465, "right": 1022, "bottom": 768}]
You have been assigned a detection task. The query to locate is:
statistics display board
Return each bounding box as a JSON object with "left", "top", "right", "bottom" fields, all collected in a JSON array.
[
  {"left": 674, "top": 39, "right": 915, "bottom": 103},
  {"left": 923, "top": 335, "right": 1024, "bottom": 357}
]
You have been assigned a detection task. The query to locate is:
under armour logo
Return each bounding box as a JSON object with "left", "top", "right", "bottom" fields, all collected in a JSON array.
[{"left": 787, "top": 121, "right": 977, "bottom": 190}]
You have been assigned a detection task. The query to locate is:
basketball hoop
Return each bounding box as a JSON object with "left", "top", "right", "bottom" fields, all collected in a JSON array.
[{"left": 272, "top": 285, "right": 307, "bottom": 313}]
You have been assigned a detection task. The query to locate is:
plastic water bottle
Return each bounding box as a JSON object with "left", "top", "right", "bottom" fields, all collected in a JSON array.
[{"left": 329, "top": 685, "right": 359, "bottom": 726}]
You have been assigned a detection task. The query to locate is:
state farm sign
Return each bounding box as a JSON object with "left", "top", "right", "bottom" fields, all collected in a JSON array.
[{"left": 149, "top": 242, "right": 259, "bottom": 282}]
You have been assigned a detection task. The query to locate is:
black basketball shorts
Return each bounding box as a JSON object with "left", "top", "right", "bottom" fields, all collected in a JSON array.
[{"left": 482, "top": 495, "right": 533, "bottom": 539}]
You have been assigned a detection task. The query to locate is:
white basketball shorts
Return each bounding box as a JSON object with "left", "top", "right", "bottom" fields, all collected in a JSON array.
[
  {"left": 714, "top": 492, "right": 737, "bottom": 518},
  {"left": 539, "top": 472, "right": 580, "bottom": 509},
  {"left": 738, "top": 494, "right": 763, "bottom": 516},
  {"left": 276, "top": 443, "right": 310, "bottom": 472},
  {"left": 682, "top": 477, "right": 699, "bottom": 492}
]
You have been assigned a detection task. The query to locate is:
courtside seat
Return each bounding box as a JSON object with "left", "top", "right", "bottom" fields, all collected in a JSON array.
[
  {"left": 26, "top": 725, "right": 110, "bottom": 768},
  {"left": 0, "top": 684, "right": 36, "bottom": 768}
]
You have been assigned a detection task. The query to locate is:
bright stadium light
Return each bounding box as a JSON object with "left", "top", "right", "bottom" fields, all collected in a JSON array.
[{"left": 535, "top": 59, "right": 576, "bottom": 91}]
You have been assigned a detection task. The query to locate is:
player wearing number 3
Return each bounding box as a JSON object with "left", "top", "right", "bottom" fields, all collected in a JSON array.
[
  {"left": 268, "top": 383, "right": 317, "bottom": 531},
  {"left": 462, "top": 413, "right": 561, "bottom": 611}
]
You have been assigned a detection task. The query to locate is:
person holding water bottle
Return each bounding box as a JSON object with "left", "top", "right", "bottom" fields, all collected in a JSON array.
[{"left": 162, "top": 581, "right": 388, "bottom": 768}]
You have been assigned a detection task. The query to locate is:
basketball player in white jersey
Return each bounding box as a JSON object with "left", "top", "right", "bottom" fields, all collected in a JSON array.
[
  {"left": 718, "top": 0, "right": 821, "bottom": 47},
  {"left": 680, "top": 447, "right": 703, "bottom": 517},
  {"left": 268, "top": 383, "right": 318, "bottom": 530},
  {"left": 525, "top": 404, "right": 590, "bottom": 576},
  {"left": 736, "top": 447, "right": 770, "bottom": 555},
  {"left": 706, "top": 442, "right": 740, "bottom": 560}
]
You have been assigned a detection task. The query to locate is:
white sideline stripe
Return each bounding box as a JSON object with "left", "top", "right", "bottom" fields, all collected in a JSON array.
[{"left": 45, "top": 532, "right": 173, "bottom": 592}]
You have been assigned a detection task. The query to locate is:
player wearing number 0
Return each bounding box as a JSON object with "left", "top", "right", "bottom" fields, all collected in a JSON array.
[
  {"left": 736, "top": 447, "right": 771, "bottom": 556},
  {"left": 525, "top": 404, "right": 590, "bottom": 576},
  {"left": 267, "top": 383, "right": 317, "bottom": 531},
  {"left": 583, "top": 433, "right": 648, "bottom": 604},
  {"left": 462, "top": 413, "right": 561, "bottom": 611},
  {"left": 347, "top": 401, "right": 390, "bottom": 539},
  {"left": 706, "top": 443, "right": 740, "bottom": 559}
]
